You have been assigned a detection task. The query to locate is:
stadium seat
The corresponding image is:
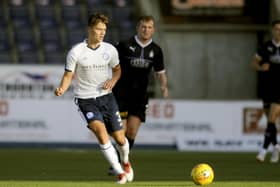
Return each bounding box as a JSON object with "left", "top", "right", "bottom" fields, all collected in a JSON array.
[
  {"left": 104, "top": 26, "right": 119, "bottom": 43},
  {"left": 0, "top": 18, "right": 6, "bottom": 31},
  {"left": 9, "top": 0, "right": 25, "bottom": 6},
  {"left": 18, "top": 52, "right": 39, "bottom": 64},
  {"left": 14, "top": 28, "right": 37, "bottom": 53},
  {"left": 9, "top": 5, "right": 32, "bottom": 29},
  {"left": 35, "top": 0, "right": 55, "bottom": 6},
  {"left": 44, "top": 52, "right": 65, "bottom": 64},
  {"left": 35, "top": 5, "right": 58, "bottom": 29},
  {"left": 61, "top": 0, "right": 77, "bottom": 6},
  {"left": 114, "top": 0, "right": 127, "bottom": 7},
  {"left": 86, "top": 0, "right": 106, "bottom": 8},
  {"left": 87, "top": 6, "right": 114, "bottom": 23},
  {"left": 61, "top": 6, "right": 85, "bottom": 30},
  {"left": 118, "top": 28, "right": 134, "bottom": 41},
  {"left": 0, "top": 53, "right": 11, "bottom": 63},
  {"left": 66, "top": 29, "right": 86, "bottom": 48},
  {"left": 0, "top": 5, "right": 7, "bottom": 31},
  {"left": 40, "top": 29, "right": 63, "bottom": 52},
  {"left": 0, "top": 31, "right": 10, "bottom": 52},
  {"left": 113, "top": 7, "right": 134, "bottom": 29},
  {"left": 14, "top": 28, "right": 39, "bottom": 63}
]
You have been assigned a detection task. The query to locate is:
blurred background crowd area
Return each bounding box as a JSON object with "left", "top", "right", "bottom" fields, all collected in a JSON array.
[
  {"left": 0, "top": 0, "right": 277, "bottom": 99},
  {"left": 0, "top": 0, "right": 136, "bottom": 64}
]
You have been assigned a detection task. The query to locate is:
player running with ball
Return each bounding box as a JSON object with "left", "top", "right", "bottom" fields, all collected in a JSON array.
[{"left": 54, "top": 13, "right": 133, "bottom": 184}]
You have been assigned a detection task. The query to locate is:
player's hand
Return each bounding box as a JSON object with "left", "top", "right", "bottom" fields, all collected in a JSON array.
[
  {"left": 161, "top": 86, "right": 169, "bottom": 98},
  {"left": 259, "top": 63, "right": 270, "bottom": 71},
  {"left": 54, "top": 87, "right": 65, "bottom": 96},
  {"left": 102, "top": 79, "right": 116, "bottom": 90}
]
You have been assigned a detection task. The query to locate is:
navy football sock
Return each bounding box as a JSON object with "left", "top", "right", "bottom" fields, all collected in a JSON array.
[
  {"left": 127, "top": 137, "right": 135, "bottom": 150},
  {"left": 263, "top": 122, "right": 276, "bottom": 148}
]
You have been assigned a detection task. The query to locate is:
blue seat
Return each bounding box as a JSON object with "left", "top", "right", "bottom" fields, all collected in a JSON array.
[
  {"left": 86, "top": 0, "right": 106, "bottom": 8},
  {"left": 35, "top": 5, "right": 58, "bottom": 29},
  {"left": 113, "top": 0, "right": 131, "bottom": 7},
  {"left": 61, "top": 0, "right": 78, "bottom": 6},
  {"left": 113, "top": 7, "right": 134, "bottom": 29},
  {"left": 9, "top": 5, "right": 32, "bottom": 29},
  {"left": 14, "top": 28, "right": 37, "bottom": 53},
  {"left": 41, "top": 29, "right": 63, "bottom": 52},
  {"left": 118, "top": 27, "right": 134, "bottom": 41},
  {"left": 0, "top": 5, "right": 7, "bottom": 30},
  {"left": 87, "top": 6, "right": 114, "bottom": 23},
  {"left": 12, "top": 26, "right": 38, "bottom": 63},
  {"left": 0, "top": 31, "right": 10, "bottom": 52},
  {"left": 104, "top": 27, "right": 119, "bottom": 43},
  {"left": 18, "top": 52, "right": 39, "bottom": 63},
  {"left": 9, "top": 0, "right": 28, "bottom": 6},
  {"left": 35, "top": 0, "right": 55, "bottom": 6},
  {"left": 0, "top": 18, "right": 7, "bottom": 31},
  {"left": 66, "top": 29, "right": 86, "bottom": 48},
  {"left": 44, "top": 52, "right": 65, "bottom": 64},
  {"left": 0, "top": 54, "right": 12, "bottom": 63},
  {"left": 61, "top": 6, "right": 85, "bottom": 29}
]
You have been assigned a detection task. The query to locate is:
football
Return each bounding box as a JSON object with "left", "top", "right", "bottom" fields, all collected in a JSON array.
[{"left": 191, "top": 163, "right": 214, "bottom": 185}]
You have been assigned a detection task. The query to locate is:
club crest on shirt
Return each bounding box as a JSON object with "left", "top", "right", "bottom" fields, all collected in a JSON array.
[
  {"left": 102, "top": 52, "right": 110, "bottom": 61},
  {"left": 86, "top": 112, "right": 94, "bottom": 119},
  {"left": 149, "top": 50, "right": 154, "bottom": 58},
  {"left": 267, "top": 46, "right": 274, "bottom": 52}
]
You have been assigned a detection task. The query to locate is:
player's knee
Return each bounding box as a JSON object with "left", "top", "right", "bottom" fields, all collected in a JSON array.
[
  {"left": 115, "top": 138, "right": 126, "bottom": 146},
  {"left": 113, "top": 133, "right": 126, "bottom": 146}
]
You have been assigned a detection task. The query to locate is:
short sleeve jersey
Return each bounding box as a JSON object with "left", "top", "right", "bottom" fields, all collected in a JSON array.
[
  {"left": 66, "top": 41, "right": 119, "bottom": 99},
  {"left": 256, "top": 39, "right": 280, "bottom": 100},
  {"left": 114, "top": 36, "right": 165, "bottom": 95},
  {"left": 257, "top": 40, "right": 280, "bottom": 66}
]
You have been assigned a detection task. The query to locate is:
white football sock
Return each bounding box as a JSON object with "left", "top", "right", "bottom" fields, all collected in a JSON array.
[
  {"left": 117, "top": 138, "right": 130, "bottom": 164},
  {"left": 99, "top": 141, "right": 124, "bottom": 174}
]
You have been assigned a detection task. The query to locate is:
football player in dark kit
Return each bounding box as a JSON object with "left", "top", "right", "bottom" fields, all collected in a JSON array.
[
  {"left": 113, "top": 15, "right": 168, "bottom": 156},
  {"left": 253, "top": 20, "right": 280, "bottom": 163}
]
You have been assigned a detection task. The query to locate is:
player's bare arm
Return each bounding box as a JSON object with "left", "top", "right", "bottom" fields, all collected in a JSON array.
[
  {"left": 55, "top": 71, "right": 74, "bottom": 96},
  {"left": 156, "top": 71, "right": 168, "bottom": 98},
  {"left": 103, "top": 64, "right": 121, "bottom": 90}
]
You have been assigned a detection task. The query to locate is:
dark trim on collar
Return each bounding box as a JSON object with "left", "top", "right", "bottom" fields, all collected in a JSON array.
[{"left": 87, "top": 44, "right": 101, "bottom": 50}]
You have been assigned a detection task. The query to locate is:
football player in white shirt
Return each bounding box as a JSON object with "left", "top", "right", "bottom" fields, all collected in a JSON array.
[{"left": 54, "top": 13, "right": 133, "bottom": 184}]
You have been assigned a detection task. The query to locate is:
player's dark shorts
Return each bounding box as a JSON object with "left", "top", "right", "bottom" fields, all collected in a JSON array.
[
  {"left": 75, "top": 93, "right": 123, "bottom": 134},
  {"left": 260, "top": 71, "right": 280, "bottom": 109},
  {"left": 115, "top": 92, "right": 149, "bottom": 122}
]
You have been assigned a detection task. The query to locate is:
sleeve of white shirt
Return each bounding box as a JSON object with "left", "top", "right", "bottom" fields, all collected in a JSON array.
[
  {"left": 65, "top": 48, "right": 78, "bottom": 72},
  {"left": 109, "top": 46, "right": 120, "bottom": 68}
]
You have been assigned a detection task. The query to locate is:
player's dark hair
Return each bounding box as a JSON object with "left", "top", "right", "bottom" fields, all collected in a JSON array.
[
  {"left": 271, "top": 19, "right": 280, "bottom": 27},
  {"left": 88, "top": 13, "right": 109, "bottom": 27},
  {"left": 136, "top": 15, "right": 155, "bottom": 27}
]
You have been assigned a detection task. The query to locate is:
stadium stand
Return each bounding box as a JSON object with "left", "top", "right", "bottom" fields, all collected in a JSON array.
[
  {"left": 0, "top": 22, "right": 10, "bottom": 53},
  {"left": 9, "top": 0, "right": 33, "bottom": 29},
  {"left": 0, "top": 0, "right": 136, "bottom": 64},
  {"left": 66, "top": 28, "right": 86, "bottom": 48},
  {"left": 35, "top": 4, "right": 58, "bottom": 29},
  {"left": 15, "top": 28, "right": 40, "bottom": 63},
  {"left": 0, "top": 31, "right": 12, "bottom": 63}
]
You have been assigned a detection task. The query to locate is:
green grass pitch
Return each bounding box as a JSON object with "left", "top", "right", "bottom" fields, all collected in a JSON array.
[{"left": 0, "top": 148, "right": 279, "bottom": 187}]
